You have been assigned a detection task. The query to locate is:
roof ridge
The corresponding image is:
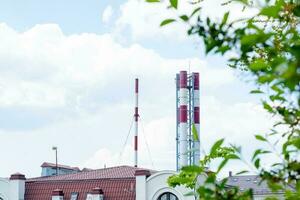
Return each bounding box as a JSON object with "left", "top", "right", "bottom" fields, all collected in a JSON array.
[
  {"left": 41, "top": 162, "right": 80, "bottom": 170},
  {"left": 27, "top": 165, "right": 155, "bottom": 182}
]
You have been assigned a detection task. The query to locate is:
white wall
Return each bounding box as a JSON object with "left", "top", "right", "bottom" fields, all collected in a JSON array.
[
  {"left": 0, "top": 177, "right": 25, "bottom": 200},
  {"left": 0, "top": 178, "right": 9, "bottom": 200},
  {"left": 146, "top": 171, "right": 195, "bottom": 200},
  {"left": 9, "top": 179, "right": 25, "bottom": 200}
]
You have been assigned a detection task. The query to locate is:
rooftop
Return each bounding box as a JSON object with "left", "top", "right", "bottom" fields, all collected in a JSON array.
[
  {"left": 227, "top": 175, "right": 289, "bottom": 195},
  {"left": 25, "top": 165, "right": 156, "bottom": 200},
  {"left": 41, "top": 162, "right": 80, "bottom": 171},
  {"left": 29, "top": 165, "right": 156, "bottom": 182}
]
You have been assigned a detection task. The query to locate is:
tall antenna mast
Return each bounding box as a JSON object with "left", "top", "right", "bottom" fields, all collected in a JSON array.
[{"left": 134, "top": 78, "right": 139, "bottom": 167}]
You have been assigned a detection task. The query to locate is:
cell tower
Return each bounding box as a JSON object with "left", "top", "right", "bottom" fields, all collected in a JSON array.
[
  {"left": 176, "top": 71, "right": 200, "bottom": 171},
  {"left": 134, "top": 78, "right": 139, "bottom": 167}
]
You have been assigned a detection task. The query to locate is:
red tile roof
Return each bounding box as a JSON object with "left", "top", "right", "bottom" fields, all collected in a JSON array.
[
  {"left": 29, "top": 165, "right": 154, "bottom": 182},
  {"left": 25, "top": 165, "right": 155, "bottom": 200}
]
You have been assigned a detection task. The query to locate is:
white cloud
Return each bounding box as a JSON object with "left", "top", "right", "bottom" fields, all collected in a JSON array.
[
  {"left": 0, "top": 23, "right": 233, "bottom": 111},
  {"left": 114, "top": 0, "right": 258, "bottom": 42},
  {"left": 114, "top": 0, "right": 190, "bottom": 41},
  {"left": 102, "top": 5, "right": 113, "bottom": 23},
  {"left": 84, "top": 146, "right": 132, "bottom": 169},
  {"left": 0, "top": 22, "right": 274, "bottom": 177}
]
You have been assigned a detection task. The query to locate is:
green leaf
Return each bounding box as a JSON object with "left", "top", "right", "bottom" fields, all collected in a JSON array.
[
  {"left": 221, "top": 12, "right": 230, "bottom": 26},
  {"left": 218, "top": 45, "right": 231, "bottom": 55},
  {"left": 145, "top": 0, "right": 160, "bottom": 2},
  {"left": 241, "top": 34, "right": 259, "bottom": 47},
  {"left": 260, "top": 0, "right": 284, "bottom": 18},
  {"left": 180, "top": 15, "right": 189, "bottom": 22},
  {"left": 252, "top": 149, "right": 271, "bottom": 161},
  {"left": 260, "top": 6, "right": 281, "bottom": 18},
  {"left": 181, "top": 165, "right": 203, "bottom": 173},
  {"left": 293, "top": 5, "right": 300, "bottom": 17},
  {"left": 290, "top": 44, "right": 300, "bottom": 58},
  {"left": 190, "top": 7, "right": 201, "bottom": 18},
  {"left": 169, "top": 0, "right": 178, "bottom": 9},
  {"left": 255, "top": 134, "right": 267, "bottom": 142},
  {"left": 249, "top": 59, "right": 268, "bottom": 71},
  {"left": 217, "top": 159, "right": 228, "bottom": 173},
  {"left": 270, "top": 95, "right": 285, "bottom": 102},
  {"left": 160, "top": 19, "right": 176, "bottom": 26},
  {"left": 254, "top": 158, "right": 260, "bottom": 169},
  {"left": 252, "top": 149, "right": 262, "bottom": 161},
  {"left": 192, "top": 124, "right": 199, "bottom": 141},
  {"left": 263, "top": 101, "right": 274, "bottom": 113},
  {"left": 235, "top": 0, "right": 248, "bottom": 4},
  {"left": 250, "top": 89, "right": 264, "bottom": 94},
  {"left": 241, "top": 33, "right": 272, "bottom": 50},
  {"left": 271, "top": 84, "right": 283, "bottom": 94},
  {"left": 236, "top": 170, "right": 249, "bottom": 175},
  {"left": 226, "top": 154, "right": 240, "bottom": 160},
  {"left": 210, "top": 139, "right": 224, "bottom": 155},
  {"left": 267, "top": 180, "right": 283, "bottom": 191},
  {"left": 271, "top": 163, "right": 282, "bottom": 167},
  {"left": 258, "top": 74, "right": 274, "bottom": 84}
]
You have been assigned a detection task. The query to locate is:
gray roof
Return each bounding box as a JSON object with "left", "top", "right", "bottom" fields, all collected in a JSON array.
[{"left": 226, "top": 175, "right": 284, "bottom": 195}]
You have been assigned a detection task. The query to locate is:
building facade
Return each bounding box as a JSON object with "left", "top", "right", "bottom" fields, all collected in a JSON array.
[
  {"left": 0, "top": 166, "right": 197, "bottom": 200},
  {"left": 0, "top": 165, "right": 287, "bottom": 200},
  {"left": 41, "top": 162, "right": 81, "bottom": 177}
]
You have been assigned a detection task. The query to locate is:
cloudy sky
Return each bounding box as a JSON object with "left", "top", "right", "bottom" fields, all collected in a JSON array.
[{"left": 0, "top": 0, "right": 275, "bottom": 178}]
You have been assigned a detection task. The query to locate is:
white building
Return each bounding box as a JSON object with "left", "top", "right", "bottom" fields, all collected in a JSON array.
[
  {"left": 0, "top": 165, "right": 288, "bottom": 200},
  {"left": 0, "top": 173, "right": 25, "bottom": 200},
  {"left": 0, "top": 165, "right": 197, "bottom": 200}
]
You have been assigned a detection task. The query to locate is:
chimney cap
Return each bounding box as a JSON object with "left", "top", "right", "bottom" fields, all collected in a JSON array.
[
  {"left": 9, "top": 173, "right": 26, "bottom": 180},
  {"left": 91, "top": 187, "right": 104, "bottom": 194},
  {"left": 52, "top": 189, "right": 64, "bottom": 196}
]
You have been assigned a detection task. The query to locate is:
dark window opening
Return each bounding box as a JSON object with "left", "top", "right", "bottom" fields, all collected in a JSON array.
[{"left": 157, "top": 192, "right": 179, "bottom": 200}]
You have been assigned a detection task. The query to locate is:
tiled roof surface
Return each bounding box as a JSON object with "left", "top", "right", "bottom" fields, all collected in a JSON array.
[
  {"left": 28, "top": 165, "right": 154, "bottom": 182},
  {"left": 25, "top": 179, "right": 135, "bottom": 200},
  {"left": 25, "top": 166, "right": 155, "bottom": 200}
]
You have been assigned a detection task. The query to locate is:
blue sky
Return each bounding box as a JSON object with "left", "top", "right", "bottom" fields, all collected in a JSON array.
[
  {"left": 0, "top": 0, "right": 109, "bottom": 34},
  {"left": 0, "top": 0, "right": 274, "bottom": 178}
]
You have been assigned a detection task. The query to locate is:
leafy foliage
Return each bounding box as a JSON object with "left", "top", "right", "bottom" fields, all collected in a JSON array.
[{"left": 147, "top": 0, "right": 300, "bottom": 199}]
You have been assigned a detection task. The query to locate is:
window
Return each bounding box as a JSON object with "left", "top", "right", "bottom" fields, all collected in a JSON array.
[
  {"left": 70, "top": 192, "right": 78, "bottom": 200},
  {"left": 86, "top": 193, "right": 93, "bottom": 200},
  {"left": 157, "top": 192, "right": 178, "bottom": 200}
]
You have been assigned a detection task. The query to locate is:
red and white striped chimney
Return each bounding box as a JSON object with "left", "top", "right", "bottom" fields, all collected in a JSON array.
[
  {"left": 193, "top": 72, "right": 200, "bottom": 164},
  {"left": 134, "top": 78, "right": 139, "bottom": 167},
  {"left": 179, "top": 71, "right": 188, "bottom": 168}
]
